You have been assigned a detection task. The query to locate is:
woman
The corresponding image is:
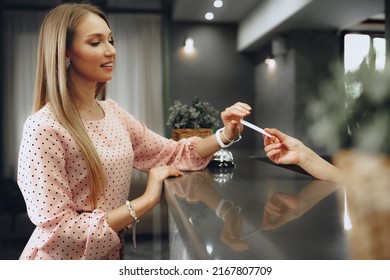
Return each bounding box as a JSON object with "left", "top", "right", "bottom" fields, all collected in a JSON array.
[{"left": 17, "top": 3, "right": 251, "bottom": 260}]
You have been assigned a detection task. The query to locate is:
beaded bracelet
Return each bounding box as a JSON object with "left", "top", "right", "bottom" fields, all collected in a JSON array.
[
  {"left": 125, "top": 200, "right": 139, "bottom": 251},
  {"left": 125, "top": 200, "right": 139, "bottom": 224},
  {"left": 216, "top": 127, "right": 242, "bottom": 148}
]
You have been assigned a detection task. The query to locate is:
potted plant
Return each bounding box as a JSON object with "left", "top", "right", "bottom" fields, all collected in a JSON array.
[
  {"left": 166, "top": 96, "right": 220, "bottom": 141},
  {"left": 306, "top": 58, "right": 390, "bottom": 259}
]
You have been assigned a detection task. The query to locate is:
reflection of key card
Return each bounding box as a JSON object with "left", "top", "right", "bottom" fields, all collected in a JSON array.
[{"left": 240, "top": 227, "right": 266, "bottom": 240}]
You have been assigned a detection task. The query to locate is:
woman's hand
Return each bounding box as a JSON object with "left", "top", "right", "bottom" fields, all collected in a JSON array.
[
  {"left": 263, "top": 128, "right": 303, "bottom": 165},
  {"left": 144, "top": 165, "right": 183, "bottom": 206},
  {"left": 108, "top": 165, "right": 183, "bottom": 232},
  {"left": 220, "top": 102, "right": 252, "bottom": 141}
]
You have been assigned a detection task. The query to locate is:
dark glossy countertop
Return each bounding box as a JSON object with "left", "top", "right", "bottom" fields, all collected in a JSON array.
[{"left": 164, "top": 149, "right": 349, "bottom": 260}]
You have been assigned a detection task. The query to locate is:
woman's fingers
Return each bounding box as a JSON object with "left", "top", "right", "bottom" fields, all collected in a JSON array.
[
  {"left": 149, "top": 165, "right": 183, "bottom": 183},
  {"left": 264, "top": 142, "right": 282, "bottom": 153},
  {"left": 221, "top": 102, "right": 251, "bottom": 120},
  {"left": 231, "top": 102, "right": 252, "bottom": 115},
  {"left": 264, "top": 128, "right": 287, "bottom": 141},
  {"left": 165, "top": 165, "right": 183, "bottom": 177}
]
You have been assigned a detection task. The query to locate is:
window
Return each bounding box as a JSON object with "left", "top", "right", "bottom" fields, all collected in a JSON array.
[
  {"left": 343, "top": 32, "right": 388, "bottom": 150},
  {"left": 344, "top": 33, "right": 386, "bottom": 100}
]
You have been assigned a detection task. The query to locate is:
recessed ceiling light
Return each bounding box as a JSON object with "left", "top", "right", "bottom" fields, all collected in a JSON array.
[
  {"left": 205, "top": 12, "right": 214, "bottom": 20},
  {"left": 214, "top": 0, "right": 223, "bottom": 8}
]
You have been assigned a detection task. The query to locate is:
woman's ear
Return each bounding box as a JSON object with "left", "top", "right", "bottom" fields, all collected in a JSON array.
[
  {"left": 65, "top": 55, "right": 71, "bottom": 70},
  {"left": 65, "top": 49, "right": 71, "bottom": 60}
]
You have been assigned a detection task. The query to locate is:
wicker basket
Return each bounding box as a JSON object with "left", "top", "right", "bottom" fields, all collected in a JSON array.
[{"left": 171, "top": 128, "right": 213, "bottom": 141}]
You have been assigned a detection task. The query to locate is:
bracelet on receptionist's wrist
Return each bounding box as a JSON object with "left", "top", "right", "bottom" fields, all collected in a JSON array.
[
  {"left": 125, "top": 200, "right": 139, "bottom": 224},
  {"left": 215, "top": 127, "right": 241, "bottom": 148},
  {"left": 222, "top": 128, "right": 233, "bottom": 142},
  {"left": 125, "top": 200, "right": 139, "bottom": 251}
]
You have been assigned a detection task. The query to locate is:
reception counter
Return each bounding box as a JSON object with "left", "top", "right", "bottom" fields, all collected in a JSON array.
[{"left": 164, "top": 150, "right": 349, "bottom": 260}]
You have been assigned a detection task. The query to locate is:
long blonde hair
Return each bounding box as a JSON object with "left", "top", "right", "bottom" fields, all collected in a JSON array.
[{"left": 33, "top": 3, "right": 109, "bottom": 208}]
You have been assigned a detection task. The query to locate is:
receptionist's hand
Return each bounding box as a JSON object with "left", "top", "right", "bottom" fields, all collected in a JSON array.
[{"left": 220, "top": 102, "right": 252, "bottom": 141}]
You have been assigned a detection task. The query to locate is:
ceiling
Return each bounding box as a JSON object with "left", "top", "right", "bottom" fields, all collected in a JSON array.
[
  {"left": 172, "top": 0, "right": 385, "bottom": 28},
  {"left": 172, "top": 0, "right": 261, "bottom": 23},
  {"left": 171, "top": 0, "right": 385, "bottom": 51},
  {"left": 2, "top": 0, "right": 385, "bottom": 25},
  {"left": 2, "top": 0, "right": 386, "bottom": 50}
]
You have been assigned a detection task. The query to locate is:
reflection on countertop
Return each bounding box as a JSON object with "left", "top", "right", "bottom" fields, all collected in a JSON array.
[
  {"left": 167, "top": 169, "right": 249, "bottom": 253},
  {"left": 164, "top": 150, "right": 349, "bottom": 260}
]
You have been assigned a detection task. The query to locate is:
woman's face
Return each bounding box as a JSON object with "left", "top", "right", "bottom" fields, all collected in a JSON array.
[{"left": 67, "top": 12, "right": 116, "bottom": 84}]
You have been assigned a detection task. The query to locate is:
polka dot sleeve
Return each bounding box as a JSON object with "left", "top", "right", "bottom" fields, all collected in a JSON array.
[
  {"left": 106, "top": 99, "right": 212, "bottom": 171},
  {"left": 17, "top": 110, "right": 120, "bottom": 260}
]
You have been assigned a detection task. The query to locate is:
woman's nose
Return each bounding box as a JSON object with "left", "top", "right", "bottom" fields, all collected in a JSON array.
[{"left": 105, "top": 43, "right": 116, "bottom": 57}]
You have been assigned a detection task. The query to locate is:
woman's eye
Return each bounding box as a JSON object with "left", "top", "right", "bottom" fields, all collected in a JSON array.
[
  {"left": 109, "top": 39, "right": 115, "bottom": 46},
  {"left": 91, "top": 42, "right": 100, "bottom": 47}
]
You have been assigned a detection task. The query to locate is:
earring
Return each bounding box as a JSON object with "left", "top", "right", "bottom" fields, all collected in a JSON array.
[{"left": 66, "top": 59, "right": 71, "bottom": 70}]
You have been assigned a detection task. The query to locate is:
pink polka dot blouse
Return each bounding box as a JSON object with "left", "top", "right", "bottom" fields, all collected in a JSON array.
[{"left": 17, "top": 98, "right": 211, "bottom": 260}]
